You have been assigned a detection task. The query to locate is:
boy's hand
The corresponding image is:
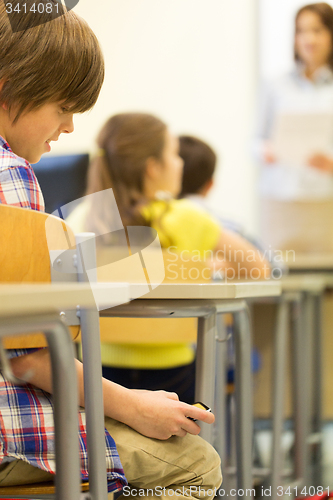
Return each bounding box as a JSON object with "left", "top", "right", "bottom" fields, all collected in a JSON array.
[{"left": 122, "top": 389, "right": 215, "bottom": 440}]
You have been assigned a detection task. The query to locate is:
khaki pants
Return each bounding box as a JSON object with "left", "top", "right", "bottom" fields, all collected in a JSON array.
[
  {"left": 260, "top": 198, "right": 333, "bottom": 253},
  {"left": 0, "top": 417, "right": 222, "bottom": 500}
]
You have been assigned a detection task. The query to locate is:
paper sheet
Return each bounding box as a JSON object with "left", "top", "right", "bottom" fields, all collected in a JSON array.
[{"left": 272, "top": 113, "right": 333, "bottom": 167}]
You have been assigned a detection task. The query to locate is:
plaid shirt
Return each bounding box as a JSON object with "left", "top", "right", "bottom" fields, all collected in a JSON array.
[{"left": 0, "top": 136, "right": 127, "bottom": 492}]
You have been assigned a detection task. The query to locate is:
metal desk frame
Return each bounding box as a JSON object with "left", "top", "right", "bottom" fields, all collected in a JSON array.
[
  {"left": 103, "top": 297, "right": 254, "bottom": 493},
  {"left": 249, "top": 279, "right": 326, "bottom": 499},
  {"left": 0, "top": 314, "right": 81, "bottom": 500}
]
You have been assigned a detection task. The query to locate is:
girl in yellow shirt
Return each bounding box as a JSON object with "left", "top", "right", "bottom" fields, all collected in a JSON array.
[{"left": 68, "top": 112, "right": 270, "bottom": 402}]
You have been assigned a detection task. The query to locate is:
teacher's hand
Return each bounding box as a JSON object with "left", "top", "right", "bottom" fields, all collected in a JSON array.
[
  {"left": 262, "top": 141, "right": 277, "bottom": 164},
  {"left": 308, "top": 153, "right": 333, "bottom": 173}
]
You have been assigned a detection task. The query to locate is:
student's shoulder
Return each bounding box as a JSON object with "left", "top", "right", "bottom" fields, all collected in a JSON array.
[
  {"left": 144, "top": 198, "right": 220, "bottom": 228},
  {"left": 146, "top": 198, "right": 202, "bottom": 218},
  {"left": 0, "top": 140, "right": 30, "bottom": 173},
  {"left": 170, "top": 198, "right": 215, "bottom": 219}
]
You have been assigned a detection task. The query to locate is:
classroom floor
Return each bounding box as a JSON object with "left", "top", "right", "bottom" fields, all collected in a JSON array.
[{"left": 254, "top": 421, "right": 333, "bottom": 488}]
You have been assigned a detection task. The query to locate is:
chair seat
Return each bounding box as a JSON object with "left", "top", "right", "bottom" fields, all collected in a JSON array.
[{"left": 0, "top": 480, "right": 90, "bottom": 498}]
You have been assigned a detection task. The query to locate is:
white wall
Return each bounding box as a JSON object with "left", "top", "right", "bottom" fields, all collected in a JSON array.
[{"left": 51, "top": 0, "right": 259, "bottom": 233}]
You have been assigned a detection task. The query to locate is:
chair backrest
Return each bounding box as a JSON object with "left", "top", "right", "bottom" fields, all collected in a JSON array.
[{"left": 0, "top": 204, "right": 80, "bottom": 348}]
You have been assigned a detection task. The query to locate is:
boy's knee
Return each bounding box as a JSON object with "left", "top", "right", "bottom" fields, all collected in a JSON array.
[
  {"left": 202, "top": 445, "right": 222, "bottom": 490},
  {"left": 183, "top": 435, "right": 222, "bottom": 490}
]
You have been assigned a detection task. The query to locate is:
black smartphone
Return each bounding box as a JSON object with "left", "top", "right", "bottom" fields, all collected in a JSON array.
[{"left": 188, "top": 402, "right": 212, "bottom": 421}]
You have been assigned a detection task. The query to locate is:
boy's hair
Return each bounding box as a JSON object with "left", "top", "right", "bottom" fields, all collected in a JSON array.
[
  {"left": 178, "top": 135, "right": 217, "bottom": 198},
  {"left": 0, "top": 0, "right": 104, "bottom": 121}
]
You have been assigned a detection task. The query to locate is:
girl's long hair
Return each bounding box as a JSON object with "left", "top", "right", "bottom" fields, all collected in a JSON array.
[{"left": 85, "top": 113, "right": 167, "bottom": 236}]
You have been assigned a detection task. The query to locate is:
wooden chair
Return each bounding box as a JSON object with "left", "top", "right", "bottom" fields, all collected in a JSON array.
[{"left": 0, "top": 204, "right": 108, "bottom": 500}]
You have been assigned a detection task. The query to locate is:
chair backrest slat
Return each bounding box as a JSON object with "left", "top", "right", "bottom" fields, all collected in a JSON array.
[{"left": 0, "top": 205, "right": 80, "bottom": 347}]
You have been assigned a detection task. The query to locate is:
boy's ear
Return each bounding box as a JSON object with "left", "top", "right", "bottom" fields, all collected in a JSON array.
[{"left": 199, "top": 178, "right": 214, "bottom": 196}]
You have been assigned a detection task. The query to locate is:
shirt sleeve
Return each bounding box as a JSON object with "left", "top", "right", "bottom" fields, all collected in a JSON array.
[
  {"left": 0, "top": 152, "right": 45, "bottom": 360},
  {"left": 252, "top": 79, "right": 277, "bottom": 162},
  {"left": 6, "top": 348, "right": 40, "bottom": 360},
  {"left": 0, "top": 164, "right": 44, "bottom": 211}
]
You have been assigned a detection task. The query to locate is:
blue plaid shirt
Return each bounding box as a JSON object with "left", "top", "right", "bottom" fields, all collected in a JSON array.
[{"left": 0, "top": 136, "right": 127, "bottom": 492}]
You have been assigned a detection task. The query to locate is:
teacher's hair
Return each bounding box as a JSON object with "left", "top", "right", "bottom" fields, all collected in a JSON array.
[{"left": 294, "top": 3, "right": 333, "bottom": 70}]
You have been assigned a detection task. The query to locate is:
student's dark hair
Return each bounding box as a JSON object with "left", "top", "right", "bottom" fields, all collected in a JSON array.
[
  {"left": 0, "top": 0, "right": 104, "bottom": 121},
  {"left": 86, "top": 112, "right": 168, "bottom": 227},
  {"left": 178, "top": 135, "right": 217, "bottom": 198},
  {"left": 294, "top": 2, "right": 333, "bottom": 70}
]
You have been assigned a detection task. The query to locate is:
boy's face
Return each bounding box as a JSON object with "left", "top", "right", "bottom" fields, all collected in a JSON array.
[{"left": 0, "top": 102, "right": 74, "bottom": 164}]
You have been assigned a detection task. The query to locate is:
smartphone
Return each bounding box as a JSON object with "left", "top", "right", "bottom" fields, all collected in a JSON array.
[{"left": 188, "top": 402, "right": 212, "bottom": 421}]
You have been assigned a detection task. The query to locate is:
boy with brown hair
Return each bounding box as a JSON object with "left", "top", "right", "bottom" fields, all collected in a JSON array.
[{"left": 0, "top": 3, "right": 222, "bottom": 497}]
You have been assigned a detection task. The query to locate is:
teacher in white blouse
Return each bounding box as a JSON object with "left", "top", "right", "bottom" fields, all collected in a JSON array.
[{"left": 256, "top": 2, "right": 333, "bottom": 253}]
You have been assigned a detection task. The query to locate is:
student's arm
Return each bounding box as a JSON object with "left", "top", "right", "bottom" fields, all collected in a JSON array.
[
  {"left": 213, "top": 228, "right": 271, "bottom": 279},
  {"left": 10, "top": 348, "right": 214, "bottom": 440}
]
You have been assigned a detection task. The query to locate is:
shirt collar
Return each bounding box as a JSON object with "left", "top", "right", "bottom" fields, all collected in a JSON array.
[
  {"left": 294, "top": 62, "right": 333, "bottom": 85},
  {"left": 0, "top": 135, "right": 12, "bottom": 152}
]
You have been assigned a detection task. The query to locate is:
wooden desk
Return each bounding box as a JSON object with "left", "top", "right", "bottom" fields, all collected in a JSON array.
[
  {"left": 101, "top": 279, "right": 281, "bottom": 495},
  {"left": 283, "top": 252, "right": 333, "bottom": 272},
  {"left": 0, "top": 282, "right": 122, "bottom": 315}
]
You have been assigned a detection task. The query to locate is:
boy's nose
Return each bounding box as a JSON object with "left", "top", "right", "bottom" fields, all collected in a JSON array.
[{"left": 62, "top": 115, "right": 74, "bottom": 134}]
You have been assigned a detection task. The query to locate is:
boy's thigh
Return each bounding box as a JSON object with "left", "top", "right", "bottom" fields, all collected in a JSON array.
[
  {"left": 105, "top": 417, "right": 221, "bottom": 489},
  {"left": 0, "top": 460, "right": 54, "bottom": 486}
]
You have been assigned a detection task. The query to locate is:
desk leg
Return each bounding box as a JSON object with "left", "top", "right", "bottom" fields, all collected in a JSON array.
[
  {"left": 195, "top": 312, "right": 217, "bottom": 444},
  {"left": 270, "top": 299, "right": 289, "bottom": 500},
  {"left": 76, "top": 234, "right": 109, "bottom": 500},
  {"left": 215, "top": 318, "right": 229, "bottom": 489},
  {"left": 80, "top": 308, "right": 109, "bottom": 500},
  {"left": 312, "top": 293, "right": 323, "bottom": 488},
  {"left": 233, "top": 305, "right": 253, "bottom": 493},
  {"left": 303, "top": 293, "right": 315, "bottom": 488},
  {"left": 0, "top": 315, "right": 81, "bottom": 500},
  {"left": 46, "top": 321, "right": 82, "bottom": 500},
  {"left": 291, "top": 297, "right": 306, "bottom": 489}
]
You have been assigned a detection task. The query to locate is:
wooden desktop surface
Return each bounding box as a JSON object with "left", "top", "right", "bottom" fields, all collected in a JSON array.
[
  {"left": 281, "top": 273, "right": 333, "bottom": 292},
  {"left": 284, "top": 252, "right": 333, "bottom": 271},
  {"left": 0, "top": 282, "right": 129, "bottom": 317},
  {"left": 136, "top": 280, "right": 281, "bottom": 300}
]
